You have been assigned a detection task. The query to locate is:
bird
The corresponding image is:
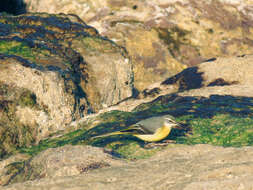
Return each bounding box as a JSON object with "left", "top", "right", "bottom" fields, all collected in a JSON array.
[{"left": 91, "top": 115, "right": 183, "bottom": 142}]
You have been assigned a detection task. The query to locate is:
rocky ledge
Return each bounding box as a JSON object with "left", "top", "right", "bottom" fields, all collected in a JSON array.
[{"left": 2, "top": 144, "right": 253, "bottom": 190}]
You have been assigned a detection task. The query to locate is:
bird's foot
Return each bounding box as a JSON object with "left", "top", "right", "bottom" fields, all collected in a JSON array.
[
  {"left": 163, "top": 139, "right": 176, "bottom": 144},
  {"left": 144, "top": 140, "right": 176, "bottom": 149}
]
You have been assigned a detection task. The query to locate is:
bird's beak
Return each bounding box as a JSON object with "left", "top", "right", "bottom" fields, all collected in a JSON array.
[
  {"left": 165, "top": 117, "right": 184, "bottom": 130},
  {"left": 172, "top": 123, "right": 184, "bottom": 129},
  {"left": 169, "top": 120, "right": 184, "bottom": 129}
]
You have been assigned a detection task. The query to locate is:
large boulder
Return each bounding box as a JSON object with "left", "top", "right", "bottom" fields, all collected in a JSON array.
[
  {"left": 23, "top": 0, "right": 253, "bottom": 90},
  {"left": 0, "top": 13, "right": 133, "bottom": 157}
]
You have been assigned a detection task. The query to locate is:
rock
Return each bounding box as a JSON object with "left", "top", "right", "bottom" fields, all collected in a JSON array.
[
  {"left": 0, "top": 13, "right": 132, "bottom": 158},
  {"left": 0, "top": 0, "right": 26, "bottom": 15},
  {"left": 0, "top": 2, "right": 252, "bottom": 189},
  {"left": 23, "top": 0, "right": 253, "bottom": 90},
  {"left": 102, "top": 55, "right": 253, "bottom": 112},
  {"left": 103, "top": 23, "right": 186, "bottom": 91},
  {"left": 0, "top": 153, "right": 30, "bottom": 186},
  {"left": 6, "top": 145, "right": 123, "bottom": 185},
  {"left": 162, "top": 55, "right": 253, "bottom": 97},
  {"left": 0, "top": 56, "right": 76, "bottom": 146},
  {"left": 3, "top": 144, "right": 253, "bottom": 190}
]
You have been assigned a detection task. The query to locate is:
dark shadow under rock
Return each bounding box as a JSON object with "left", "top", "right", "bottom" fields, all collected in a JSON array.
[{"left": 0, "top": 0, "right": 26, "bottom": 15}]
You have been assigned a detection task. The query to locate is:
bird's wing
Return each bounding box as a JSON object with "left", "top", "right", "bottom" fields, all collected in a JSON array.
[
  {"left": 136, "top": 117, "right": 164, "bottom": 133},
  {"left": 119, "top": 124, "right": 152, "bottom": 134},
  {"left": 91, "top": 124, "right": 150, "bottom": 140}
]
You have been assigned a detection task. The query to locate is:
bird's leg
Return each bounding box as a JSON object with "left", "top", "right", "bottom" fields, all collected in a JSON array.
[{"left": 162, "top": 139, "right": 176, "bottom": 144}]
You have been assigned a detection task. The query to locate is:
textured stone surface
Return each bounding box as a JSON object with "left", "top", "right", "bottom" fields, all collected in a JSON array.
[
  {"left": 161, "top": 54, "right": 253, "bottom": 86},
  {"left": 2, "top": 53, "right": 253, "bottom": 187},
  {"left": 0, "top": 57, "right": 75, "bottom": 140},
  {"left": 24, "top": 0, "right": 253, "bottom": 90},
  {"left": 0, "top": 12, "right": 133, "bottom": 112},
  {"left": 0, "top": 2, "right": 253, "bottom": 189},
  {"left": 102, "top": 55, "right": 253, "bottom": 112},
  {"left": 6, "top": 145, "right": 124, "bottom": 185},
  {"left": 0, "top": 13, "right": 132, "bottom": 158},
  {"left": 163, "top": 55, "right": 253, "bottom": 97},
  {"left": 0, "top": 153, "right": 30, "bottom": 185},
  {"left": 3, "top": 144, "right": 253, "bottom": 190}
]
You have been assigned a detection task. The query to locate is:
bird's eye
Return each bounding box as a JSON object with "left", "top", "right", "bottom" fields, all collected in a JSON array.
[
  {"left": 165, "top": 118, "right": 178, "bottom": 124},
  {"left": 165, "top": 118, "right": 172, "bottom": 122}
]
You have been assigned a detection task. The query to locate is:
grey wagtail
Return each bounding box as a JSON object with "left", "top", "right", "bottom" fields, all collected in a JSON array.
[{"left": 91, "top": 115, "right": 182, "bottom": 142}]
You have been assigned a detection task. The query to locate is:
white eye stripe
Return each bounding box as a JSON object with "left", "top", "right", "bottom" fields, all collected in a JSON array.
[{"left": 165, "top": 118, "right": 176, "bottom": 122}]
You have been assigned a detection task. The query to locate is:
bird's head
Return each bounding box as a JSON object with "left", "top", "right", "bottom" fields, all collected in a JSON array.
[{"left": 164, "top": 117, "right": 183, "bottom": 129}]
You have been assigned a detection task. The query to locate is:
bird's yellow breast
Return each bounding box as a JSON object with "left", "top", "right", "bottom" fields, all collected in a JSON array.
[{"left": 133, "top": 125, "right": 172, "bottom": 142}]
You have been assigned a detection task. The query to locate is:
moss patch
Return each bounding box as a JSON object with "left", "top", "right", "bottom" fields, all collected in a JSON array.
[
  {"left": 0, "top": 40, "right": 34, "bottom": 59},
  {"left": 17, "top": 94, "right": 253, "bottom": 160},
  {"left": 3, "top": 161, "right": 26, "bottom": 185},
  {"left": 177, "top": 114, "right": 253, "bottom": 147},
  {"left": 0, "top": 121, "right": 36, "bottom": 159},
  {"left": 0, "top": 39, "right": 55, "bottom": 66},
  {"left": 105, "top": 140, "right": 163, "bottom": 160},
  {"left": 80, "top": 37, "right": 120, "bottom": 54},
  {"left": 0, "top": 85, "right": 40, "bottom": 159},
  {"left": 156, "top": 27, "right": 190, "bottom": 56},
  {"left": 18, "top": 90, "right": 37, "bottom": 108}
]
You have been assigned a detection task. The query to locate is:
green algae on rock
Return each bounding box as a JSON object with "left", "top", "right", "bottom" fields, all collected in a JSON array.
[
  {"left": 1, "top": 55, "right": 253, "bottom": 187},
  {"left": 0, "top": 13, "right": 133, "bottom": 158},
  {"left": 0, "top": 83, "right": 38, "bottom": 159}
]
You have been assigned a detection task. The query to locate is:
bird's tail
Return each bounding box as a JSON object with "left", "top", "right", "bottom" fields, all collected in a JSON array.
[{"left": 91, "top": 131, "right": 133, "bottom": 140}]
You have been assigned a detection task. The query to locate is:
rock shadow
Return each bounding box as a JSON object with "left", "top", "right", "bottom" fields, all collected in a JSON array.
[
  {"left": 161, "top": 67, "right": 204, "bottom": 91},
  {"left": 85, "top": 93, "right": 253, "bottom": 148},
  {"left": 0, "top": 0, "right": 26, "bottom": 15},
  {"left": 135, "top": 94, "right": 253, "bottom": 119}
]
